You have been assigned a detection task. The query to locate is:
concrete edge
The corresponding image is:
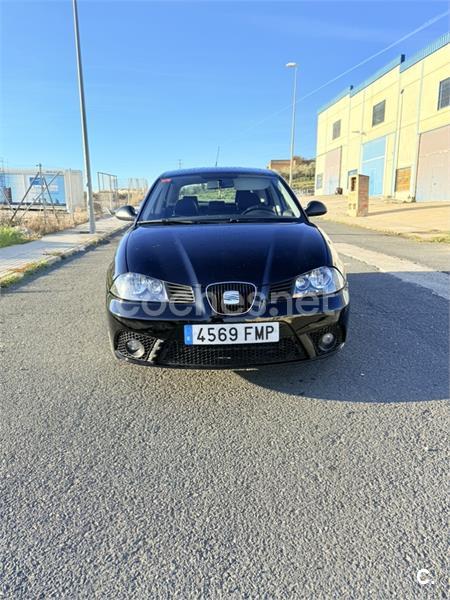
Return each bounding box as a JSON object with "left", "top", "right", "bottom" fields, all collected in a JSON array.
[{"left": 0, "top": 224, "right": 127, "bottom": 287}]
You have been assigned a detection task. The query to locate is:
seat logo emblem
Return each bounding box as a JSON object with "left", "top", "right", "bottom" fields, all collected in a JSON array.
[{"left": 223, "top": 290, "right": 240, "bottom": 305}]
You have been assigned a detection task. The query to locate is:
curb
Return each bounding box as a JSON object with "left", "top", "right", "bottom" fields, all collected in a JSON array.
[{"left": 0, "top": 224, "right": 127, "bottom": 288}]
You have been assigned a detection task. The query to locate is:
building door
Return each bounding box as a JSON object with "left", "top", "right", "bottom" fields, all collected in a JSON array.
[
  {"left": 361, "top": 136, "right": 386, "bottom": 196},
  {"left": 323, "top": 147, "right": 341, "bottom": 194},
  {"left": 415, "top": 125, "right": 450, "bottom": 201}
]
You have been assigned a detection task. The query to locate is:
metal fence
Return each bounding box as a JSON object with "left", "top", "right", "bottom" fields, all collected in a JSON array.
[
  {"left": 97, "top": 171, "right": 119, "bottom": 211},
  {"left": 96, "top": 174, "right": 149, "bottom": 211},
  {"left": 293, "top": 186, "right": 315, "bottom": 197}
]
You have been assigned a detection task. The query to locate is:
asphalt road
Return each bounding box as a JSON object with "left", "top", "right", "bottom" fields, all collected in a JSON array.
[
  {"left": 318, "top": 219, "right": 450, "bottom": 272},
  {"left": 1, "top": 223, "right": 448, "bottom": 598}
]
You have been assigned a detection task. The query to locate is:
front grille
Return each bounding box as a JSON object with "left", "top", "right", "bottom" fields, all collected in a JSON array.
[
  {"left": 206, "top": 282, "right": 256, "bottom": 315},
  {"left": 308, "top": 324, "right": 344, "bottom": 355},
  {"left": 165, "top": 281, "right": 195, "bottom": 304},
  {"left": 116, "top": 330, "right": 157, "bottom": 360},
  {"left": 269, "top": 279, "right": 293, "bottom": 302},
  {"left": 157, "top": 337, "right": 306, "bottom": 368}
]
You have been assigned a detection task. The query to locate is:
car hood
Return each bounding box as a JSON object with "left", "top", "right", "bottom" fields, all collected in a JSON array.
[{"left": 125, "top": 222, "right": 330, "bottom": 285}]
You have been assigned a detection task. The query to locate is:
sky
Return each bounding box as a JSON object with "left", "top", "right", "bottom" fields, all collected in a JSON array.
[{"left": 0, "top": 0, "right": 449, "bottom": 185}]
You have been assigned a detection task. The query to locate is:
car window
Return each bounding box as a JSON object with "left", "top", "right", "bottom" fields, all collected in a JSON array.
[{"left": 139, "top": 174, "right": 303, "bottom": 222}]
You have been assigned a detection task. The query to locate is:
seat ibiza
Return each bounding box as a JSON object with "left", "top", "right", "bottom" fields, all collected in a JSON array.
[{"left": 106, "top": 167, "right": 349, "bottom": 368}]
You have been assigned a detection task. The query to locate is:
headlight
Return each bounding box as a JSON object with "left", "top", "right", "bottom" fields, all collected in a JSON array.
[
  {"left": 293, "top": 267, "right": 345, "bottom": 298},
  {"left": 110, "top": 273, "right": 168, "bottom": 302}
]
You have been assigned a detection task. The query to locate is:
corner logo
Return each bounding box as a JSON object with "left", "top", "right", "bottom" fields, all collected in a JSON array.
[
  {"left": 223, "top": 290, "right": 240, "bottom": 305},
  {"left": 416, "top": 569, "right": 434, "bottom": 586}
]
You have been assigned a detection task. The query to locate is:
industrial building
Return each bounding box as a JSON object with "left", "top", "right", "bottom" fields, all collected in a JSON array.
[
  {"left": 315, "top": 33, "right": 450, "bottom": 201},
  {"left": 0, "top": 167, "right": 84, "bottom": 212}
]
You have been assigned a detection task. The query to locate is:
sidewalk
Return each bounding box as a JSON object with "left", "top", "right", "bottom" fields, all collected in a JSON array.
[
  {"left": 306, "top": 195, "right": 450, "bottom": 242},
  {"left": 0, "top": 216, "right": 127, "bottom": 285}
]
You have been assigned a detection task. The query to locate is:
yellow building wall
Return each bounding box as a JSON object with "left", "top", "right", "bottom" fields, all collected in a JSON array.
[
  {"left": 418, "top": 44, "right": 450, "bottom": 133},
  {"left": 315, "top": 40, "right": 450, "bottom": 198},
  {"left": 315, "top": 95, "right": 349, "bottom": 191},
  {"left": 396, "top": 44, "right": 450, "bottom": 198}
]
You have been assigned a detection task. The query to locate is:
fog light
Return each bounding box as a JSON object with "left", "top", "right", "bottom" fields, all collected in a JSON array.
[
  {"left": 318, "top": 332, "right": 336, "bottom": 352},
  {"left": 125, "top": 338, "right": 146, "bottom": 358}
]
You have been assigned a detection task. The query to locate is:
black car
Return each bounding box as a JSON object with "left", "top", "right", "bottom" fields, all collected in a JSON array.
[{"left": 106, "top": 167, "right": 349, "bottom": 369}]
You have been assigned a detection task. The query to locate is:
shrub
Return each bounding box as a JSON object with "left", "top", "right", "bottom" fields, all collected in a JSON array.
[{"left": 0, "top": 226, "right": 29, "bottom": 248}]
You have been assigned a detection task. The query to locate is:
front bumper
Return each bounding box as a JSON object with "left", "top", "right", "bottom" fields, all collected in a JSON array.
[{"left": 106, "top": 288, "right": 349, "bottom": 369}]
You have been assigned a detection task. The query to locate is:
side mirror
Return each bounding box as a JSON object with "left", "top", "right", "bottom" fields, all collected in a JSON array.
[
  {"left": 115, "top": 205, "right": 137, "bottom": 221},
  {"left": 305, "top": 200, "right": 327, "bottom": 217}
]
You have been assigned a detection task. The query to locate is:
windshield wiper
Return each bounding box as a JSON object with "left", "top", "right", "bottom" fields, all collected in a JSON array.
[
  {"left": 137, "top": 217, "right": 302, "bottom": 226},
  {"left": 227, "top": 217, "right": 301, "bottom": 223},
  {"left": 137, "top": 219, "right": 198, "bottom": 225}
]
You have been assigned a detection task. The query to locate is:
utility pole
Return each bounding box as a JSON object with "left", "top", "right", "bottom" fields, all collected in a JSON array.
[
  {"left": 178, "top": 159, "right": 183, "bottom": 169},
  {"left": 38, "top": 163, "right": 44, "bottom": 204},
  {"left": 215, "top": 145, "right": 220, "bottom": 167},
  {"left": 36, "top": 162, "right": 48, "bottom": 216},
  {"left": 286, "top": 62, "right": 298, "bottom": 187},
  {"left": 72, "top": 0, "right": 96, "bottom": 233}
]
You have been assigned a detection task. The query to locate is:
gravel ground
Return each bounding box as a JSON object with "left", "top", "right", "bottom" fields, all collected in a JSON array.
[{"left": 1, "top": 227, "right": 448, "bottom": 599}]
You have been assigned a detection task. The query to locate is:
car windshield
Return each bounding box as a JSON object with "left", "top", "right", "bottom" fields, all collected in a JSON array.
[{"left": 138, "top": 173, "right": 303, "bottom": 223}]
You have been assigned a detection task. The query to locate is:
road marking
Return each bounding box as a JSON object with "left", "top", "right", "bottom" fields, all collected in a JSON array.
[{"left": 335, "top": 242, "right": 450, "bottom": 301}]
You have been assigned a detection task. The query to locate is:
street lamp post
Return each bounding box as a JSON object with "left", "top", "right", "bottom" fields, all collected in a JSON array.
[
  {"left": 72, "top": 0, "right": 95, "bottom": 234},
  {"left": 286, "top": 62, "right": 298, "bottom": 187}
]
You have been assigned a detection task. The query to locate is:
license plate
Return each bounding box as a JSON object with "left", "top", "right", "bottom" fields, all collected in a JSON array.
[{"left": 184, "top": 323, "right": 279, "bottom": 345}]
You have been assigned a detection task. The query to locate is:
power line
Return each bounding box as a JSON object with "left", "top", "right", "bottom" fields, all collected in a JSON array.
[
  {"left": 226, "top": 9, "right": 449, "bottom": 143},
  {"left": 295, "top": 9, "right": 449, "bottom": 105}
]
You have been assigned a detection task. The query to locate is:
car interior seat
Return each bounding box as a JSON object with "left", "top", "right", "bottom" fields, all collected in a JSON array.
[
  {"left": 207, "top": 200, "right": 237, "bottom": 215},
  {"left": 173, "top": 196, "right": 199, "bottom": 217}
]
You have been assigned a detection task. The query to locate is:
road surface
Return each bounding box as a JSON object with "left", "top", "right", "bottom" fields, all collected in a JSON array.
[{"left": 1, "top": 222, "right": 448, "bottom": 598}]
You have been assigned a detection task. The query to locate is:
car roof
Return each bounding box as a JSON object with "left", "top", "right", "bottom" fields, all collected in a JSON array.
[{"left": 159, "top": 166, "right": 279, "bottom": 178}]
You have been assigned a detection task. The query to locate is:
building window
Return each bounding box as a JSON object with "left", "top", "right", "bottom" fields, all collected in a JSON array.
[
  {"left": 372, "top": 100, "right": 386, "bottom": 126},
  {"left": 438, "top": 77, "right": 450, "bottom": 110},
  {"left": 395, "top": 167, "right": 411, "bottom": 192},
  {"left": 332, "top": 120, "right": 341, "bottom": 140},
  {"left": 316, "top": 173, "right": 323, "bottom": 189}
]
